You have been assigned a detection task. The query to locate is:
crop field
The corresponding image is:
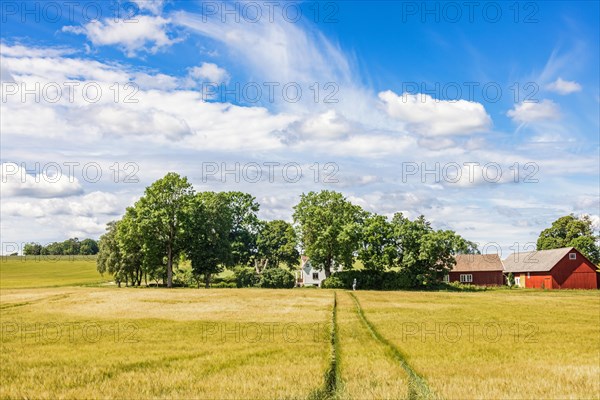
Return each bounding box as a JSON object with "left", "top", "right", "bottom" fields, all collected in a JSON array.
[{"left": 1, "top": 258, "right": 599, "bottom": 399}]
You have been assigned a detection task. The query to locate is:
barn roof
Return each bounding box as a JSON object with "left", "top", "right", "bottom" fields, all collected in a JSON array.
[
  {"left": 453, "top": 254, "right": 504, "bottom": 272},
  {"left": 502, "top": 247, "right": 575, "bottom": 273}
]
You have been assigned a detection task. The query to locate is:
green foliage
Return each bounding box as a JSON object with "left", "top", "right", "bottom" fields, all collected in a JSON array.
[
  {"left": 24, "top": 238, "right": 99, "bottom": 256},
  {"left": 256, "top": 220, "right": 300, "bottom": 271},
  {"left": 506, "top": 272, "right": 515, "bottom": 287},
  {"left": 392, "top": 213, "right": 478, "bottom": 287},
  {"left": 224, "top": 191, "right": 261, "bottom": 267},
  {"left": 233, "top": 266, "right": 260, "bottom": 288},
  {"left": 23, "top": 242, "right": 43, "bottom": 255},
  {"left": 212, "top": 282, "right": 237, "bottom": 288},
  {"left": 97, "top": 222, "right": 123, "bottom": 285},
  {"left": 537, "top": 214, "right": 600, "bottom": 264},
  {"left": 135, "top": 172, "right": 195, "bottom": 288},
  {"left": 441, "top": 281, "right": 488, "bottom": 292},
  {"left": 328, "top": 270, "right": 413, "bottom": 290},
  {"left": 293, "top": 190, "right": 363, "bottom": 277},
  {"left": 357, "top": 213, "right": 397, "bottom": 271},
  {"left": 321, "top": 276, "right": 345, "bottom": 289},
  {"left": 259, "top": 267, "right": 295, "bottom": 289},
  {"left": 79, "top": 238, "right": 99, "bottom": 255},
  {"left": 186, "top": 192, "right": 232, "bottom": 288}
]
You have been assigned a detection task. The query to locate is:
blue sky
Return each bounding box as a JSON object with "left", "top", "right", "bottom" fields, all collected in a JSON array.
[{"left": 1, "top": 0, "right": 599, "bottom": 255}]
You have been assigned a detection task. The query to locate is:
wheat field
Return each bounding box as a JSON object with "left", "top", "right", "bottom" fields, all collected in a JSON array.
[{"left": 1, "top": 257, "right": 599, "bottom": 399}]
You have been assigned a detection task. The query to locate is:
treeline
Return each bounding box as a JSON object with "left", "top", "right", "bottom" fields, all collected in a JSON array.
[
  {"left": 23, "top": 238, "right": 99, "bottom": 255},
  {"left": 97, "top": 172, "right": 479, "bottom": 289}
]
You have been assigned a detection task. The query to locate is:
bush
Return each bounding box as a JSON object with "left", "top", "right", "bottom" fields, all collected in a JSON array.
[
  {"left": 440, "top": 281, "right": 487, "bottom": 292},
  {"left": 173, "top": 268, "right": 194, "bottom": 287},
  {"left": 260, "top": 267, "right": 295, "bottom": 289},
  {"left": 328, "top": 269, "right": 414, "bottom": 290},
  {"left": 233, "top": 266, "right": 260, "bottom": 288},
  {"left": 321, "top": 276, "right": 345, "bottom": 289},
  {"left": 212, "top": 282, "right": 237, "bottom": 288},
  {"left": 212, "top": 274, "right": 237, "bottom": 285}
]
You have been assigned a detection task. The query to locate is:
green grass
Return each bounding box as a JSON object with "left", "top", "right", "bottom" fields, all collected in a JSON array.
[{"left": 0, "top": 256, "right": 109, "bottom": 288}]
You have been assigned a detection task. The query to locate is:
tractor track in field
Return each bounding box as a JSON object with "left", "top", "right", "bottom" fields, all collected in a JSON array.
[
  {"left": 348, "top": 292, "right": 434, "bottom": 400},
  {"left": 310, "top": 292, "right": 340, "bottom": 400}
]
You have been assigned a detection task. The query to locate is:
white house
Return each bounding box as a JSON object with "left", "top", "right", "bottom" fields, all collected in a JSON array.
[{"left": 295, "top": 256, "right": 342, "bottom": 287}]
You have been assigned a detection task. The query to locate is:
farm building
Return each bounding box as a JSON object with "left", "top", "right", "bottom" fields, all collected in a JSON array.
[
  {"left": 503, "top": 247, "right": 598, "bottom": 289},
  {"left": 446, "top": 254, "right": 505, "bottom": 286},
  {"left": 295, "top": 256, "right": 342, "bottom": 287}
]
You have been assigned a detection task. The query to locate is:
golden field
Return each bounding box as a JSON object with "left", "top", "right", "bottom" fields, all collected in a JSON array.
[{"left": 1, "top": 257, "right": 599, "bottom": 399}]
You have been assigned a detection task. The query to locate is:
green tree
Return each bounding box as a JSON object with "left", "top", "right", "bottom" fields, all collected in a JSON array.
[
  {"left": 391, "top": 213, "right": 478, "bottom": 287},
  {"left": 62, "top": 238, "right": 80, "bottom": 255},
  {"left": 293, "top": 190, "right": 364, "bottom": 277},
  {"left": 186, "top": 192, "right": 232, "bottom": 288},
  {"left": 224, "top": 191, "right": 261, "bottom": 267},
  {"left": 80, "top": 238, "right": 99, "bottom": 255},
  {"left": 537, "top": 214, "right": 599, "bottom": 264},
  {"left": 259, "top": 267, "right": 295, "bottom": 288},
  {"left": 116, "top": 208, "right": 145, "bottom": 286},
  {"left": 23, "top": 242, "right": 42, "bottom": 255},
  {"left": 255, "top": 220, "right": 300, "bottom": 271},
  {"left": 135, "top": 173, "right": 194, "bottom": 288},
  {"left": 357, "top": 213, "right": 397, "bottom": 271},
  {"left": 97, "top": 221, "right": 124, "bottom": 287}
]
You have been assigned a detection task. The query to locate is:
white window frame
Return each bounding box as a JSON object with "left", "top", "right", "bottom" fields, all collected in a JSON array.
[
  {"left": 527, "top": 272, "right": 530, "bottom": 278},
  {"left": 569, "top": 252, "right": 576, "bottom": 260},
  {"left": 312, "top": 272, "right": 319, "bottom": 280},
  {"left": 459, "top": 274, "right": 473, "bottom": 283},
  {"left": 515, "top": 276, "right": 521, "bottom": 286},
  {"left": 443, "top": 274, "right": 449, "bottom": 283}
]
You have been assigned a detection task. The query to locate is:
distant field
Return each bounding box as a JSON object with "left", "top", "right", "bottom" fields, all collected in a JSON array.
[
  {"left": 0, "top": 256, "right": 108, "bottom": 288},
  {"left": 1, "top": 259, "right": 599, "bottom": 399}
]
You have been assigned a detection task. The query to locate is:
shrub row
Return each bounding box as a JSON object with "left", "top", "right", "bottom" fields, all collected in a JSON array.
[
  {"left": 233, "top": 266, "right": 295, "bottom": 289},
  {"left": 322, "top": 270, "right": 414, "bottom": 290}
]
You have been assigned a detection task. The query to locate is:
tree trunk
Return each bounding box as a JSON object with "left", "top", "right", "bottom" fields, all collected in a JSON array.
[
  {"left": 204, "top": 273, "right": 211, "bottom": 289},
  {"left": 167, "top": 245, "right": 173, "bottom": 288},
  {"left": 324, "top": 256, "right": 332, "bottom": 278}
]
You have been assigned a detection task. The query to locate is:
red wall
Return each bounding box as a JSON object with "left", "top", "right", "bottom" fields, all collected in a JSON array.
[
  {"left": 523, "top": 250, "right": 598, "bottom": 289},
  {"left": 449, "top": 271, "right": 504, "bottom": 286}
]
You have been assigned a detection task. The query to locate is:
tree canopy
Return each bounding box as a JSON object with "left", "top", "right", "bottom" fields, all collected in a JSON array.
[
  {"left": 293, "top": 190, "right": 363, "bottom": 277},
  {"left": 96, "top": 174, "right": 484, "bottom": 289},
  {"left": 537, "top": 214, "right": 599, "bottom": 264}
]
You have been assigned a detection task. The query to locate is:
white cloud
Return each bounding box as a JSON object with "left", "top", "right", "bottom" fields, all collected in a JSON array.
[
  {"left": 132, "top": 0, "right": 164, "bottom": 15},
  {"left": 0, "top": 42, "right": 75, "bottom": 58},
  {"left": 277, "top": 110, "right": 352, "bottom": 143},
  {"left": 1, "top": 163, "right": 83, "bottom": 198},
  {"left": 187, "top": 62, "right": 230, "bottom": 84},
  {"left": 2, "top": 191, "right": 121, "bottom": 218},
  {"left": 378, "top": 91, "right": 491, "bottom": 136},
  {"left": 507, "top": 100, "right": 561, "bottom": 123},
  {"left": 63, "top": 16, "right": 179, "bottom": 57},
  {"left": 546, "top": 77, "right": 582, "bottom": 95}
]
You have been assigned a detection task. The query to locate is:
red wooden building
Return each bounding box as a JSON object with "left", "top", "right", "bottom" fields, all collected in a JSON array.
[
  {"left": 502, "top": 247, "right": 598, "bottom": 289},
  {"left": 448, "top": 254, "right": 505, "bottom": 286}
]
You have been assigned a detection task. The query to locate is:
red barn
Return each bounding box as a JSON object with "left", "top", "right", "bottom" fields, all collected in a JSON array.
[
  {"left": 502, "top": 247, "right": 598, "bottom": 289},
  {"left": 448, "top": 254, "right": 505, "bottom": 286}
]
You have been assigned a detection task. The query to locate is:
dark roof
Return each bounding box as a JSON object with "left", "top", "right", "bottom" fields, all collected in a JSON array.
[
  {"left": 453, "top": 254, "right": 504, "bottom": 272},
  {"left": 502, "top": 247, "right": 576, "bottom": 273}
]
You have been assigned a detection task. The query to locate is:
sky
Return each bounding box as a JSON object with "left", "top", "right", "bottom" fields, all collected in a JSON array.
[{"left": 1, "top": 0, "right": 599, "bottom": 256}]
